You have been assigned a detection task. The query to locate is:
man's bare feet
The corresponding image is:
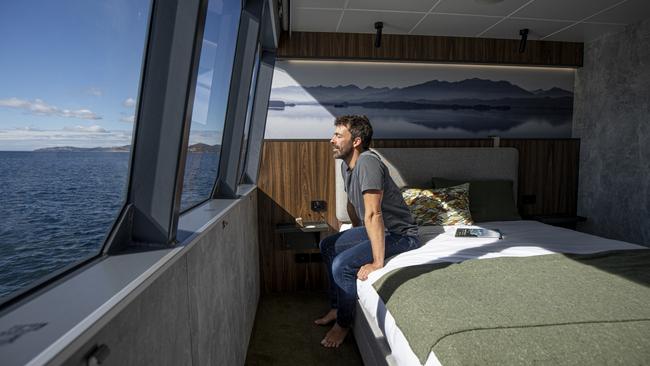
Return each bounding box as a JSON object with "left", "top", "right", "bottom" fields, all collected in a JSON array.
[
  {"left": 314, "top": 309, "right": 337, "bottom": 326},
  {"left": 320, "top": 323, "right": 349, "bottom": 348}
]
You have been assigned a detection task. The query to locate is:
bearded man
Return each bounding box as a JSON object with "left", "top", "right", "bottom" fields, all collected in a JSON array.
[{"left": 315, "top": 115, "right": 419, "bottom": 347}]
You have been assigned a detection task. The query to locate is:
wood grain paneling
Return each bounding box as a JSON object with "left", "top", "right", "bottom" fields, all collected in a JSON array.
[
  {"left": 277, "top": 32, "right": 583, "bottom": 67},
  {"left": 257, "top": 139, "right": 580, "bottom": 293}
]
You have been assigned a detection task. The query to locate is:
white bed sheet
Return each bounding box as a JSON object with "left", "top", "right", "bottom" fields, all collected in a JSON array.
[{"left": 355, "top": 220, "right": 646, "bottom": 366}]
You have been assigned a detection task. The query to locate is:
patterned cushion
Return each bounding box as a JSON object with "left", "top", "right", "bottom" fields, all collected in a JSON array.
[{"left": 401, "top": 184, "right": 474, "bottom": 226}]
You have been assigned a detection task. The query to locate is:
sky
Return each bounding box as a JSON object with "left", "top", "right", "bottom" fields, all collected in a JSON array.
[
  {"left": 0, "top": 0, "right": 239, "bottom": 151},
  {"left": 0, "top": 1, "right": 150, "bottom": 150}
]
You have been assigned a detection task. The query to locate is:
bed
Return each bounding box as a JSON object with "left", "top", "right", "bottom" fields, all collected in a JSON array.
[{"left": 334, "top": 148, "right": 650, "bottom": 365}]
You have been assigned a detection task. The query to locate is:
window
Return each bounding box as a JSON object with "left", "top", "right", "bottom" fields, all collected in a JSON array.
[
  {"left": 0, "top": 1, "right": 151, "bottom": 300},
  {"left": 181, "top": 0, "right": 242, "bottom": 210},
  {"left": 238, "top": 44, "right": 261, "bottom": 184}
]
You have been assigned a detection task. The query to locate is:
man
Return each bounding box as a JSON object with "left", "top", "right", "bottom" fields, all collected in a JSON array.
[{"left": 315, "top": 115, "right": 419, "bottom": 348}]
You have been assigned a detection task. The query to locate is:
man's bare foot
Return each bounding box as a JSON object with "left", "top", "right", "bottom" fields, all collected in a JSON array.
[
  {"left": 314, "top": 309, "right": 337, "bottom": 326},
  {"left": 320, "top": 323, "right": 349, "bottom": 348}
]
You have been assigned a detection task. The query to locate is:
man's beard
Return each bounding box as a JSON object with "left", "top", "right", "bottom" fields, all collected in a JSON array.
[{"left": 333, "top": 144, "right": 353, "bottom": 160}]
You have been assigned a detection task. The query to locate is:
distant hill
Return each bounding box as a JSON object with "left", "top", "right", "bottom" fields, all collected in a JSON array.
[
  {"left": 187, "top": 143, "right": 220, "bottom": 153},
  {"left": 531, "top": 87, "right": 574, "bottom": 98},
  {"left": 34, "top": 145, "right": 131, "bottom": 152},
  {"left": 34, "top": 143, "right": 219, "bottom": 153},
  {"left": 271, "top": 78, "right": 573, "bottom": 104}
]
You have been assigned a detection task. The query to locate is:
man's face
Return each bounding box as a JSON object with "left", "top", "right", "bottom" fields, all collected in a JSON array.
[{"left": 330, "top": 125, "right": 356, "bottom": 160}]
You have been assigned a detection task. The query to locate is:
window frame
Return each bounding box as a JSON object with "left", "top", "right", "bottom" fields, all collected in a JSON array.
[
  {"left": 241, "top": 48, "right": 276, "bottom": 185},
  {"left": 211, "top": 0, "right": 263, "bottom": 199},
  {"left": 237, "top": 43, "right": 262, "bottom": 184}
]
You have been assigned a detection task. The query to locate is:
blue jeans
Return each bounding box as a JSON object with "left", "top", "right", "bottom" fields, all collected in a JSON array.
[{"left": 319, "top": 226, "right": 419, "bottom": 328}]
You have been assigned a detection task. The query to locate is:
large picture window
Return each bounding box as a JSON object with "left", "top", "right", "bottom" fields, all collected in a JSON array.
[
  {"left": 0, "top": 1, "right": 151, "bottom": 300},
  {"left": 181, "top": 0, "right": 242, "bottom": 210}
]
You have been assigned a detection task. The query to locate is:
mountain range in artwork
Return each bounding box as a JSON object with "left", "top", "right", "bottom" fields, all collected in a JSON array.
[{"left": 270, "top": 78, "right": 573, "bottom": 108}]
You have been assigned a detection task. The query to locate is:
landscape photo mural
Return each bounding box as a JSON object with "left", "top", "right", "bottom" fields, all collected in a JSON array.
[{"left": 265, "top": 60, "right": 575, "bottom": 139}]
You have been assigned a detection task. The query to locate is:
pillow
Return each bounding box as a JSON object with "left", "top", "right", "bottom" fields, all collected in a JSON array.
[
  {"left": 401, "top": 183, "right": 473, "bottom": 226},
  {"left": 432, "top": 178, "right": 520, "bottom": 223}
]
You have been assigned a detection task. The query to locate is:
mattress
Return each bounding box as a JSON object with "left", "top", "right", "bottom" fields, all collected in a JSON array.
[{"left": 355, "top": 220, "right": 646, "bottom": 366}]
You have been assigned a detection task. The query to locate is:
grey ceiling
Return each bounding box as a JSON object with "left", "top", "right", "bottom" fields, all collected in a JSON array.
[{"left": 289, "top": 0, "right": 650, "bottom": 42}]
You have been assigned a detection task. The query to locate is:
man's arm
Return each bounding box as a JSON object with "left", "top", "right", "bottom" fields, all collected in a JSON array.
[
  {"left": 347, "top": 200, "right": 362, "bottom": 227},
  {"left": 357, "top": 189, "right": 384, "bottom": 281}
]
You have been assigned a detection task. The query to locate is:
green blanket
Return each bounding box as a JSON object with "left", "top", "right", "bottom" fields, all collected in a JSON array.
[{"left": 373, "top": 250, "right": 650, "bottom": 365}]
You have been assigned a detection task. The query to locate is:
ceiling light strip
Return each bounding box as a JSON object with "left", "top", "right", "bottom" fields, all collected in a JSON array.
[
  {"left": 510, "top": 16, "right": 624, "bottom": 25},
  {"left": 335, "top": 0, "right": 351, "bottom": 32},
  {"left": 345, "top": 8, "right": 428, "bottom": 14},
  {"left": 475, "top": 0, "right": 536, "bottom": 37},
  {"left": 408, "top": 0, "right": 444, "bottom": 34},
  {"left": 428, "top": 12, "right": 502, "bottom": 18},
  {"left": 540, "top": 0, "right": 628, "bottom": 40}
]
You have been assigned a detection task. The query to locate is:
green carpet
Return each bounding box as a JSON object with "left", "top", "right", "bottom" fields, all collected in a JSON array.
[{"left": 245, "top": 292, "right": 363, "bottom": 366}]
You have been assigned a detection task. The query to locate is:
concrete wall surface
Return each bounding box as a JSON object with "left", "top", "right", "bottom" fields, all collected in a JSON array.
[
  {"left": 58, "top": 190, "right": 260, "bottom": 365},
  {"left": 573, "top": 17, "right": 650, "bottom": 246}
]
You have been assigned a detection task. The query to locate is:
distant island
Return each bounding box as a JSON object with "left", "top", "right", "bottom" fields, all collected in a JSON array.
[
  {"left": 34, "top": 145, "right": 131, "bottom": 153},
  {"left": 268, "top": 100, "right": 296, "bottom": 110},
  {"left": 34, "top": 143, "right": 220, "bottom": 153},
  {"left": 187, "top": 143, "right": 220, "bottom": 153}
]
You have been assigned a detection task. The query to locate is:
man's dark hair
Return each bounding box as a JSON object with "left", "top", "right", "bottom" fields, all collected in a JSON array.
[{"left": 334, "top": 115, "right": 373, "bottom": 149}]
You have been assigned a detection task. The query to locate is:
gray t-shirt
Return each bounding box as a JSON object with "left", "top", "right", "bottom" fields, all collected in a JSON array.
[{"left": 341, "top": 150, "right": 418, "bottom": 237}]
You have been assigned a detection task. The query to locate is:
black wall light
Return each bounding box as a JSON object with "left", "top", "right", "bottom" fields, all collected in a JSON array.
[
  {"left": 375, "top": 21, "right": 383, "bottom": 48},
  {"left": 519, "top": 28, "right": 529, "bottom": 53}
]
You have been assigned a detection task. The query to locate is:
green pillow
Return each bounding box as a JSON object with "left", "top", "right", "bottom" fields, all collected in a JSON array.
[{"left": 432, "top": 178, "right": 521, "bottom": 223}]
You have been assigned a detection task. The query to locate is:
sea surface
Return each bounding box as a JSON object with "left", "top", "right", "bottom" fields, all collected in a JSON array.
[{"left": 0, "top": 151, "right": 218, "bottom": 299}]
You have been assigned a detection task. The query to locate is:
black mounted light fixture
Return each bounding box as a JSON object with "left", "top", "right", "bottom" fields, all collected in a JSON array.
[
  {"left": 374, "top": 21, "right": 383, "bottom": 48},
  {"left": 519, "top": 28, "right": 529, "bottom": 53}
]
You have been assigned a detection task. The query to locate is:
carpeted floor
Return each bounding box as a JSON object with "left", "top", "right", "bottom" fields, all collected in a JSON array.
[{"left": 245, "top": 292, "right": 364, "bottom": 366}]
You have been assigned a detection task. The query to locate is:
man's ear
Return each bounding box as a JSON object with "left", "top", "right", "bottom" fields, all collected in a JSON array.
[{"left": 352, "top": 136, "right": 363, "bottom": 148}]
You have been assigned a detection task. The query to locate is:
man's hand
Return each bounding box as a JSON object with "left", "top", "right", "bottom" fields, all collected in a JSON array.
[{"left": 357, "top": 262, "right": 383, "bottom": 281}]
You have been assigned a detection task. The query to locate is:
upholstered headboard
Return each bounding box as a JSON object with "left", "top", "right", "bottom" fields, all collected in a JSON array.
[{"left": 335, "top": 147, "right": 519, "bottom": 223}]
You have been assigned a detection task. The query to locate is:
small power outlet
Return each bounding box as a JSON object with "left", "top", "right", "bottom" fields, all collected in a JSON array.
[{"left": 311, "top": 200, "right": 327, "bottom": 212}]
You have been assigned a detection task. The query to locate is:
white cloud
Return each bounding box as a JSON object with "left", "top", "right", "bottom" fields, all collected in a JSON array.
[
  {"left": 0, "top": 97, "right": 102, "bottom": 120},
  {"left": 122, "top": 97, "right": 136, "bottom": 108},
  {"left": 86, "top": 87, "right": 103, "bottom": 96},
  {"left": 63, "top": 125, "right": 109, "bottom": 133},
  {"left": 120, "top": 115, "right": 135, "bottom": 123}
]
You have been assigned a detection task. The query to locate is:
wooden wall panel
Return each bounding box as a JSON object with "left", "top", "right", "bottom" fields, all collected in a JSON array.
[
  {"left": 277, "top": 32, "right": 583, "bottom": 67},
  {"left": 257, "top": 139, "right": 580, "bottom": 293}
]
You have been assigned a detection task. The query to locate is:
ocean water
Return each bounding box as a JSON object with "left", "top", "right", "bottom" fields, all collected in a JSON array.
[{"left": 0, "top": 151, "right": 218, "bottom": 299}]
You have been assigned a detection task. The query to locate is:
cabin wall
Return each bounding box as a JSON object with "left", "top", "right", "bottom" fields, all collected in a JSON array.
[
  {"left": 573, "top": 18, "right": 650, "bottom": 246},
  {"left": 277, "top": 32, "right": 584, "bottom": 67},
  {"left": 58, "top": 191, "right": 259, "bottom": 366}
]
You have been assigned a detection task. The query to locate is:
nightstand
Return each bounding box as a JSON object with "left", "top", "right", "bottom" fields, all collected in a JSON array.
[
  {"left": 528, "top": 215, "right": 586, "bottom": 230},
  {"left": 275, "top": 221, "right": 330, "bottom": 250}
]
